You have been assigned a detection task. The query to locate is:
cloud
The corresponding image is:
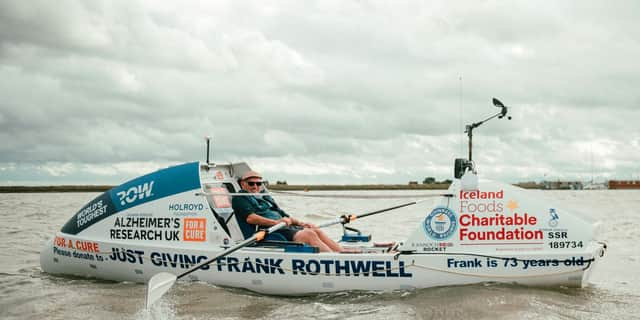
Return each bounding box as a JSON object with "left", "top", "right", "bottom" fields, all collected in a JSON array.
[{"left": 0, "top": 0, "right": 639, "bottom": 185}]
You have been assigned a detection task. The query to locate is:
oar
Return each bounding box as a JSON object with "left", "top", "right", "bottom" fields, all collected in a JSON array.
[
  {"left": 316, "top": 194, "right": 453, "bottom": 228},
  {"left": 145, "top": 222, "right": 286, "bottom": 308}
]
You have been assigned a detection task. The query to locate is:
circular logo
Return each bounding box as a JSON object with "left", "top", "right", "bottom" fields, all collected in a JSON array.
[{"left": 424, "top": 207, "right": 457, "bottom": 240}]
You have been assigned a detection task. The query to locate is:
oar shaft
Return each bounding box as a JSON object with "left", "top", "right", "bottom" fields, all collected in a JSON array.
[
  {"left": 177, "top": 222, "right": 285, "bottom": 279},
  {"left": 317, "top": 196, "right": 449, "bottom": 228},
  {"left": 356, "top": 201, "right": 417, "bottom": 219}
]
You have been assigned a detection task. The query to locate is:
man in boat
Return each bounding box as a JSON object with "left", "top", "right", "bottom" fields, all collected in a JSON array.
[{"left": 232, "top": 170, "right": 351, "bottom": 253}]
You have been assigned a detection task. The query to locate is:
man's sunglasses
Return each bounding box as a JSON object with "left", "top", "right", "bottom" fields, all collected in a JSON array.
[{"left": 246, "top": 181, "right": 263, "bottom": 187}]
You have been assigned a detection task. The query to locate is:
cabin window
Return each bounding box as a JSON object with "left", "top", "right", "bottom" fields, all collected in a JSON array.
[
  {"left": 209, "top": 187, "right": 231, "bottom": 208},
  {"left": 204, "top": 183, "right": 235, "bottom": 209}
]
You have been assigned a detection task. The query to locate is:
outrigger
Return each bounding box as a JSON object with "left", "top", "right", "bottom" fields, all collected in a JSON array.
[{"left": 40, "top": 98, "right": 606, "bottom": 308}]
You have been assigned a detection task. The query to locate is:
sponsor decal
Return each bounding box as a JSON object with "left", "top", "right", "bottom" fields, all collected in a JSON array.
[
  {"left": 446, "top": 256, "right": 590, "bottom": 270},
  {"left": 424, "top": 207, "right": 457, "bottom": 240},
  {"left": 76, "top": 200, "right": 109, "bottom": 228},
  {"left": 456, "top": 190, "right": 543, "bottom": 243},
  {"left": 459, "top": 190, "right": 504, "bottom": 199},
  {"left": 214, "top": 257, "right": 413, "bottom": 278},
  {"left": 458, "top": 213, "right": 542, "bottom": 241},
  {"left": 61, "top": 192, "right": 116, "bottom": 235},
  {"left": 110, "top": 217, "right": 181, "bottom": 241},
  {"left": 60, "top": 162, "right": 201, "bottom": 235},
  {"left": 54, "top": 236, "right": 100, "bottom": 253},
  {"left": 108, "top": 247, "right": 145, "bottom": 264},
  {"left": 111, "top": 162, "right": 201, "bottom": 212},
  {"left": 150, "top": 252, "right": 210, "bottom": 270},
  {"left": 168, "top": 203, "right": 205, "bottom": 212},
  {"left": 104, "top": 250, "right": 413, "bottom": 278},
  {"left": 414, "top": 242, "right": 453, "bottom": 252},
  {"left": 115, "top": 181, "right": 154, "bottom": 206},
  {"left": 52, "top": 237, "right": 104, "bottom": 262},
  {"left": 183, "top": 218, "right": 207, "bottom": 242}
]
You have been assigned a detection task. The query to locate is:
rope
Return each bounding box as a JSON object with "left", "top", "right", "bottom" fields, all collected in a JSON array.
[{"left": 269, "top": 190, "right": 451, "bottom": 199}]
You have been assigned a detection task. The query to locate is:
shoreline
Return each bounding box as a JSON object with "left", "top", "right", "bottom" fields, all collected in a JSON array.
[{"left": 0, "top": 182, "right": 545, "bottom": 193}]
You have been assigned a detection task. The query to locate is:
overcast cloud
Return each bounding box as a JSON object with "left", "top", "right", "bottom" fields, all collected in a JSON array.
[{"left": 1, "top": 0, "right": 639, "bottom": 185}]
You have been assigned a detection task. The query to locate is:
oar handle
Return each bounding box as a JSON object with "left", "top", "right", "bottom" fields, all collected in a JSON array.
[{"left": 317, "top": 215, "right": 355, "bottom": 228}]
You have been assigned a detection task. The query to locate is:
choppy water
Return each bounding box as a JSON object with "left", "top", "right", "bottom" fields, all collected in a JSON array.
[{"left": 0, "top": 190, "right": 638, "bottom": 320}]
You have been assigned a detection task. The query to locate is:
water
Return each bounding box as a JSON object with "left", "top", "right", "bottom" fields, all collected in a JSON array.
[{"left": 1, "top": 190, "right": 639, "bottom": 319}]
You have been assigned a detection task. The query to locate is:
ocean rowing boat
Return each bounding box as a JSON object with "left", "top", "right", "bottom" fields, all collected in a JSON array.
[{"left": 40, "top": 98, "right": 606, "bottom": 303}]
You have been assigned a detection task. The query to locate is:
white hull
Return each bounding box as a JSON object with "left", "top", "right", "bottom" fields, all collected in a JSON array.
[{"left": 41, "top": 234, "right": 605, "bottom": 295}]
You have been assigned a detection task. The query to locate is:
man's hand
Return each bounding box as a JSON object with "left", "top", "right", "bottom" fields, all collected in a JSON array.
[
  {"left": 299, "top": 221, "right": 317, "bottom": 228},
  {"left": 278, "top": 217, "right": 293, "bottom": 226}
]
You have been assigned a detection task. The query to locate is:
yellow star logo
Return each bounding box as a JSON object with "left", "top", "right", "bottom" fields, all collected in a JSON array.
[{"left": 507, "top": 200, "right": 519, "bottom": 211}]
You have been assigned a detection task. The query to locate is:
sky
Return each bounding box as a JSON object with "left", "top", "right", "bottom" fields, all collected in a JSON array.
[{"left": 1, "top": 1, "right": 639, "bottom": 186}]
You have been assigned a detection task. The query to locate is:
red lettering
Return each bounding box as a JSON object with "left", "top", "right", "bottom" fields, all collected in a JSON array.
[
  {"left": 54, "top": 236, "right": 66, "bottom": 247},
  {"left": 459, "top": 190, "right": 504, "bottom": 200}
]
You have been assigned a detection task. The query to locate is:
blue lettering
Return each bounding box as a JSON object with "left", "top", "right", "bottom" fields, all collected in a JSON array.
[
  {"left": 305, "top": 260, "right": 321, "bottom": 275},
  {"left": 227, "top": 257, "right": 240, "bottom": 272},
  {"left": 319, "top": 260, "right": 333, "bottom": 275},
  {"left": 372, "top": 261, "right": 385, "bottom": 277},
  {"left": 350, "top": 260, "right": 371, "bottom": 276},
  {"left": 385, "top": 261, "right": 399, "bottom": 277},
  {"left": 242, "top": 258, "right": 256, "bottom": 273},
  {"left": 183, "top": 254, "right": 196, "bottom": 269},
  {"left": 292, "top": 259, "right": 305, "bottom": 275},
  {"left": 399, "top": 261, "right": 412, "bottom": 278},
  {"left": 168, "top": 203, "right": 205, "bottom": 211},
  {"left": 196, "top": 255, "right": 209, "bottom": 270},
  {"left": 255, "top": 258, "right": 270, "bottom": 273},
  {"left": 164, "top": 253, "right": 179, "bottom": 268},
  {"left": 335, "top": 260, "right": 349, "bottom": 275},
  {"left": 216, "top": 258, "right": 224, "bottom": 272},
  {"left": 270, "top": 258, "right": 285, "bottom": 274},
  {"left": 447, "top": 258, "right": 482, "bottom": 268},
  {"left": 150, "top": 252, "right": 163, "bottom": 266}
]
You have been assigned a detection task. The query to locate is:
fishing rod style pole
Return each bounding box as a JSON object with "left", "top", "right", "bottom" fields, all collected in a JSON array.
[
  {"left": 145, "top": 222, "right": 286, "bottom": 309},
  {"left": 317, "top": 194, "right": 453, "bottom": 228}
]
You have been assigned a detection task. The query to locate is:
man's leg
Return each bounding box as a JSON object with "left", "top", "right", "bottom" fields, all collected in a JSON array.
[
  {"left": 308, "top": 228, "right": 344, "bottom": 252},
  {"left": 293, "top": 229, "right": 333, "bottom": 252}
]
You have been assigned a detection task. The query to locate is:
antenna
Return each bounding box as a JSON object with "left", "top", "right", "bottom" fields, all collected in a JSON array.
[
  {"left": 459, "top": 75, "right": 463, "bottom": 157},
  {"left": 464, "top": 97, "right": 512, "bottom": 161},
  {"left": 455, "top": 97, "right": 512, "bottom": 178},
  {"left": 205, "top": 136, "right": 211, "bottom": 164}
]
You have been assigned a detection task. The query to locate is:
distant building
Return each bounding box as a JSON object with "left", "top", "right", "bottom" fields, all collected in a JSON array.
[
  {"left": 543, "top": 181, "right": 584, "bottom": 190},
  {"left": 608, "top": 180, "right": 640, "bottom": 189}
]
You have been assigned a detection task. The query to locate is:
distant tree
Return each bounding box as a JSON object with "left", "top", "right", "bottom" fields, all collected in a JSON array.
[
  {"left": 276, "top": 180, "right": 288, "bottom": 185},
  {"left": 423, "top": 177, "right": 436, "bottom": 184},
  {"left": 409, "top": 181, "right": 418, "bottom": 185},
  {"left": 441, "top": 179, "right": 452, "bottom": 184}
]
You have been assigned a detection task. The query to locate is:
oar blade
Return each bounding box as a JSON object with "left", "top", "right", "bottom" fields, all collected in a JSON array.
[{"left": 146, "top": 272, "right": 177, "bottom": 309}]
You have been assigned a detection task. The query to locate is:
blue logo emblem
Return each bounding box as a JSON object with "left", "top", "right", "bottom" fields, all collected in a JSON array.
[
  {"left": 424, "top": 207, "right": 457, "bottom": 240},
  {"left": 549, "top": 208, "right": 559, "bottom": 227}
]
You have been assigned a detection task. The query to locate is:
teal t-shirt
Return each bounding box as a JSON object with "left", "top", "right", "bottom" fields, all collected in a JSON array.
[{"left": 232, "top": 190, "right": 287, "bottom": 222}]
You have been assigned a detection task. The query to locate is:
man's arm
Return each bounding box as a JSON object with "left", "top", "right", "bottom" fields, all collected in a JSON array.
[{"left": 246, "top": 213, "right": 295, "bottom": 227}]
